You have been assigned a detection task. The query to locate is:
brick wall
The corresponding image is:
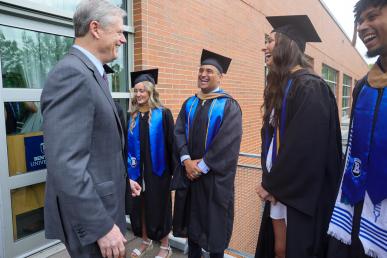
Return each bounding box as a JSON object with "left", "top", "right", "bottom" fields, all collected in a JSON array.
[
  {"left": 133, "top": 0, "right": 368, "bottom": 152},
  {"left": 133, "top": 0, "right": 368, "bottom": 255}
]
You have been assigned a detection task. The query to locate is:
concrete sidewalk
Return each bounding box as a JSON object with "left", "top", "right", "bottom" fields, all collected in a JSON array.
[{"left": 28, "top": 231, "right": 186, "bottom": 258}]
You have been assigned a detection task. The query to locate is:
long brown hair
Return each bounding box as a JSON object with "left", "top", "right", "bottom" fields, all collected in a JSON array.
[{"left": 263, "top": 32, "right": 313, "bottom": 127}]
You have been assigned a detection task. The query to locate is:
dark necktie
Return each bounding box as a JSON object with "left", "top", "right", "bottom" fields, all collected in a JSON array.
[{"left": 102, "top": 72, "right": 109, "bottom": 88}]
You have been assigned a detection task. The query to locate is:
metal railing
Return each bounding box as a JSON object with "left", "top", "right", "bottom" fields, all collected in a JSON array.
[{"left": 238, "top": 152, "right": 261, "bottom": 170}]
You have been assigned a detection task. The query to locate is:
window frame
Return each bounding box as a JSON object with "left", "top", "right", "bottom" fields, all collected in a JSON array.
[
  {"left": 342, "top": 74, "right": 352, "bottom": 118},
  {"left": 322, "top": 64, "right": 338, "bottom": 97}
]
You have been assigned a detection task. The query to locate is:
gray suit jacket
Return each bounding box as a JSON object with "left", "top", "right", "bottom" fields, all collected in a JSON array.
[{"left": 41, "top": 47, "right": 127, "bottom": 250}]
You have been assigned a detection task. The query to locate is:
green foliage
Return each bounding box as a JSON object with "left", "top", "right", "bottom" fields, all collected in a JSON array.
[{"left": 0, "top": 27, "right": 72, "bottom": 88}]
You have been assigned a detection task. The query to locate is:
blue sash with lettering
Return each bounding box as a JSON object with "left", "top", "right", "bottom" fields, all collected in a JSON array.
[
  {"left": 185, "top": 90, "right": 228, "bottom": 151},
  {"left": 341, "top": 85, "right": 387, "bottom": 205},
  {"left": 329, "top": 65, "right": 387, "bottom": 257},
  {"left": 128, "top": 108, "right": 166, "bottom": 180}
]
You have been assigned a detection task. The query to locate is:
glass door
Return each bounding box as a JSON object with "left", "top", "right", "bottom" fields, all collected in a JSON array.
[{"left": 0, "top": 11, "right": 74, "bottom": 257}]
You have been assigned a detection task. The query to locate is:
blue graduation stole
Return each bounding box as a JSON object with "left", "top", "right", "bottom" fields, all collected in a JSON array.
[
  {"left": 127, "top": 108, "right": 166, "bottom": 180},
  {"left": 185, "top": 90, "right": 228, "bottom": 152},
  {"left": 341, "top": 84, "right": 387, "bottom": 205},
  {"left": 264, "top": 80, "right": 293, "bottom": 164}
]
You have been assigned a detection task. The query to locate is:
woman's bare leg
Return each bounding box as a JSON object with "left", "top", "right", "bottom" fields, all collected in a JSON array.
[
  {"left": 156, "top": 234, "right": 170, "bottom": 257},
  {"left": 272, "top": 218, "right": 286, "bottom": 258},
  {"left": 131, "top": 199, "right": 152, "bottom": 257}
]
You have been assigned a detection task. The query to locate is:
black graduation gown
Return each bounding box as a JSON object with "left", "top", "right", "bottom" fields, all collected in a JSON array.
[
  {"left": 325, "top": 74, "right": 382, "bottom": 258},
  {"left": 255, "top": 70, "right": 343, "bottom": 258},
  {"left": 173, "top": 96, "right": 242, "bottom": 253},
  {"left": 128, "top": 108, "right": 175, "bottom": 240}
]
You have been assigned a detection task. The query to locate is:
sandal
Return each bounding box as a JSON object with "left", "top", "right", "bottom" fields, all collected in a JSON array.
[
  {"left": 131, "top": 239, "right": 153, "bottom": 258},
  {"left": 155, "top": 245, "right": 172, "bottom": 258}
]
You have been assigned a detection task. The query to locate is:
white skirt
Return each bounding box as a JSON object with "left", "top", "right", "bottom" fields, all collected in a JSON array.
[
  {"left": 270, "top": 201, "right": 287, "bottom": 223},
  {"left": 267, "top": 131, "right": 287, "bottom": 223}
]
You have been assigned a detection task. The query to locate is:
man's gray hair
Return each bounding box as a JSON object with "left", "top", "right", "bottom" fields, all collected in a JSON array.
[{"left": 73, "top": 0, "right": 127, "bottom": 37}]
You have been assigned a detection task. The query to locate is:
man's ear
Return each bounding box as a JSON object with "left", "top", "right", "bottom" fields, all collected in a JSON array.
[{"left": 89, "top": 20, "right": 101, "bottom": 39}]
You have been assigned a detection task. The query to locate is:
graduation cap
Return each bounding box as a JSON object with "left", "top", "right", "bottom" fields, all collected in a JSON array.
[
  {"left": 130, "top": 68, "right": 158, "bottom": 87},
  {"left": 266, "top": 15, "right": 322, "bottom": 52},
  {"left": 200, "top": 49, "right": 232, "bottom": 74}
]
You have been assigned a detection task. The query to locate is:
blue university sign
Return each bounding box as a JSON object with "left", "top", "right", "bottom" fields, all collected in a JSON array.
[{"left": 24, "top": 135, "right": 46, "bottom": 172}]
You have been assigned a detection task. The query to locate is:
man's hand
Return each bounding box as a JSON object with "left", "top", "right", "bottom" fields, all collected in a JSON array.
[
  {"left": 256, "top": 184, "right": 276, "bottom": 204},
  {"left": 129, "top": 179, "right": 141, "bottom": 197},
  {"left": 183, "top": 159, "right": 202, "bottom": 181},
  {"left": 97, "top": 224, "right": 127, "bottom": 258}
]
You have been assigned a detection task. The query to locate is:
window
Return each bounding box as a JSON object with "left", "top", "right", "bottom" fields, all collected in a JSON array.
[
  {"left": 11, "top": 183, "right": 45, "bottom": 240},
  {"left": 342, "top": 74, "right": 352, "bottom": 118},
  {"left": 4, "top": 101, "right": 44, "bottom": 177},
  {"left": 1, "top": 0, "right": 126, "bottom": 20},
  {"left": 0, "top": 26, "right": 73, "bottom": 89},
  {"left": 0, "top": 25, "right": 128, "bottom": 92},
  {"left": 322, "top": 64, "right": 338, "bottom": 97}
]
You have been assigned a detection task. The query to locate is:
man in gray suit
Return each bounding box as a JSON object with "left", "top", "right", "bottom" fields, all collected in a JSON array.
[{"left": 41, "top": 1, "right": 141, "bottom": 257}]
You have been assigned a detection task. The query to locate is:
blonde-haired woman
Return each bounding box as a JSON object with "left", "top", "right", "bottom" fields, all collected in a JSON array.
[{"left": 128, "top": 69, "right": 174, "bottom": 258}]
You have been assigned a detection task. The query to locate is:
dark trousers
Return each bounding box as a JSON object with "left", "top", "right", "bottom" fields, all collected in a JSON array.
[
  {"left": 188, "top": 239, "right": 224, "bottom": 258},
  {"left": 64, "top": 242, "right": 102, "bottom": 258}
]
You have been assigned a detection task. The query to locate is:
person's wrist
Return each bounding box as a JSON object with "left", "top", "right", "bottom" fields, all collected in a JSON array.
[{"left": 183, "top": 159, "right": 191, "bottom": 166}]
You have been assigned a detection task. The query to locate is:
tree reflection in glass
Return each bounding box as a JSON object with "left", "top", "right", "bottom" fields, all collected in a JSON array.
[
  {"left": 0, "top": 26, "right": 72, "bottom": 89},
  {"left": 18, "top": 0, "right": 125, "bottom": 14},
  {"left": 0, "top": 25, "right": 127, "bottom": 92}
]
